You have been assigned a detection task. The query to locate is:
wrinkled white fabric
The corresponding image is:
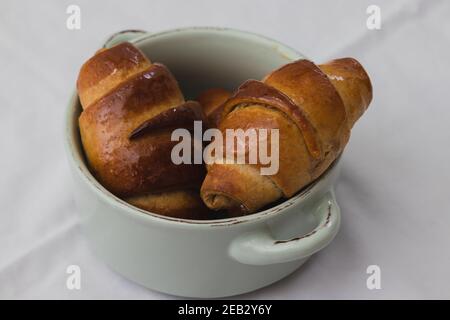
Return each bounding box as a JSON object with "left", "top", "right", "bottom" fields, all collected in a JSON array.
[{"left": 0, "top": 0, "right": 449, "bottom": 299}]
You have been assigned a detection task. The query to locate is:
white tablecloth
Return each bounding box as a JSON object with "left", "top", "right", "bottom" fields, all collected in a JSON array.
[{"left": 1, "top": 0, "right": 449, "bottom": 299}]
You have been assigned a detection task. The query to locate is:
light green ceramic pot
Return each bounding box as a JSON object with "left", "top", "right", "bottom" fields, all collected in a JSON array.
[{"left": 65, "top": 27, "right": 341, "bottom": 298}]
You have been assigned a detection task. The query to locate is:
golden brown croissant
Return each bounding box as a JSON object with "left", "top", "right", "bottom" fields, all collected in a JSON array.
[
  {"left": 197, "top": 88, "right": 231, "bottom": 127},
  {"left": 77, "top": 42, "right": 209, "bottom": 219},
  {"left": 200, "top": 58, "right": 372, "bottom": 214}
]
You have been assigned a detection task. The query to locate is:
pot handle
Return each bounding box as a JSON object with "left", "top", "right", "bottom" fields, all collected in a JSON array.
[
  {"left": 103, "top": 29, "right": 149, "bottom": 48},
  {"left": 229, "top": 190, "right": 341, "bottom": 265}
]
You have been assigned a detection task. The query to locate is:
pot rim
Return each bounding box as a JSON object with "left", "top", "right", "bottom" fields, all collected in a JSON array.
[{"left": 65, "top": 27, "right": 339, "bottom": 228}]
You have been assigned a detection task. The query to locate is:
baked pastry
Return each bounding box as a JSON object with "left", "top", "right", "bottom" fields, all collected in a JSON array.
[
  {"left": 77, "top": 42, "right": 209, "bottom": 219},
  {"left": 200, "top": 58, "right": 372, "bottom": 214},
  {"left": 197, "top": 88, "right": 231, "bottom": 127}
]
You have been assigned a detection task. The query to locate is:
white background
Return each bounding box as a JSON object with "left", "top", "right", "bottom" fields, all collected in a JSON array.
[{"left": 0, "top": 0, "right": 449, "bottom": 299}]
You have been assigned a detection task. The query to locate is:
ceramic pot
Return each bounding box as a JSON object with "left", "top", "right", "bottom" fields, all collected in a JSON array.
[{"left": 65, "top": 27, "right": 341, "bottom": 298}]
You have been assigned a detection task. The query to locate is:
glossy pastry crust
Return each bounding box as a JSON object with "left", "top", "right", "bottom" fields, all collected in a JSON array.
[
  {"left": 201, "top": 58, "right": 373, "bottom": 213},
  {"left": 77, "top": 43, "right": 208, "bottom": 218}
]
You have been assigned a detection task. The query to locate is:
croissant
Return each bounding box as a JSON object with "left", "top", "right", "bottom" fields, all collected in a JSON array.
[
  {"left": 200, "top": 58, "right": 372, "bottom": 214},
  {"left": 197, "top": 88, "right": 231, "bottom": 127},
  {"left": 77, "top": 42, "right": 208, "bottom": 219}
]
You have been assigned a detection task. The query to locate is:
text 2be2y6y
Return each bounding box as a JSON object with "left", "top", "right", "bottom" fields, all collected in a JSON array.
[{"left": 178, "top": 304, "right": 272, "bottom": 318}]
